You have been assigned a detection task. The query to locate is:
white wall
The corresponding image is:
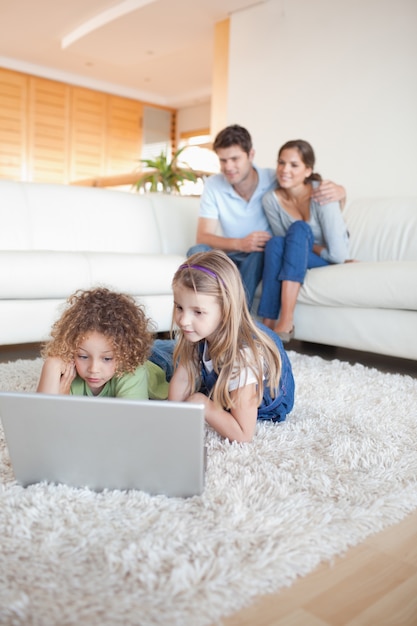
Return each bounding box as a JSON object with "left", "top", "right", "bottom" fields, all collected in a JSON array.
[{"left": 228, "top": 0, "right": 417, "bottom": 198}]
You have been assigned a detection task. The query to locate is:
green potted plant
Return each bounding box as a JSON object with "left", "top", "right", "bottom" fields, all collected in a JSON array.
[{"left": 134, "top": 146, "right": 198, "bottom": 194}]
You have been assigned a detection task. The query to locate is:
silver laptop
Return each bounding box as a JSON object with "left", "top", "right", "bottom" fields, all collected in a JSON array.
[{"left": 0, "top": 392, "right": 206, "bottom": 497}]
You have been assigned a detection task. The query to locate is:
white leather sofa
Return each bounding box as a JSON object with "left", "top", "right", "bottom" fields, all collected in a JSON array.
[
  {"left": 1, "top": 180, "right": 416, "bottom": 360},
  {"left": 0, "top": 180, "right": 199, "bottom": 345},
  {"left": 289, "top": 197, "right": 417, "bottom": 361}
]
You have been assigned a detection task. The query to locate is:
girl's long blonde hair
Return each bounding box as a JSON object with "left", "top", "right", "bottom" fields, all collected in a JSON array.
[{"left": 172, "top": 250, "right": 281, "bottom": 410}]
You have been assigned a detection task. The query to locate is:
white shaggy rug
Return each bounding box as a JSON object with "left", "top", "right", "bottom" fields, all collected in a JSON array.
[{"left": 0, "top": 353, "right": 417, "bottom": 626}]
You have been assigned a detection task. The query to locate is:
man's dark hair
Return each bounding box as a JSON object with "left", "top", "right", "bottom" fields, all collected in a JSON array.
[{"left": 213, "top": 125, "right": 253, "bottom": 155}]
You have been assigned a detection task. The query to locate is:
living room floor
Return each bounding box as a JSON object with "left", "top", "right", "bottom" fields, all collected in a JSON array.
[
  {"left": 1, "top": 340, "right": 416, "bottom": 625},
  {"left": 290, "top": 339, "right": 417, "bottom": 378}
]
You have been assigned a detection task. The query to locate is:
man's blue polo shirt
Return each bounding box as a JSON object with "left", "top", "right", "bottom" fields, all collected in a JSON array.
[{"left": 199, "top": 166, "right": 276, "bottom": 238}]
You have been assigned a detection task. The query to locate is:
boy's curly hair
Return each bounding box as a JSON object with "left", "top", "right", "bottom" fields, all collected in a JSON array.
[{"left": 41, "top": 288, "right": 155, "bottom": 375}]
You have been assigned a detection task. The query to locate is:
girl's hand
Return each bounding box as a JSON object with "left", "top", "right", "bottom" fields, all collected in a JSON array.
[
  {"left": 188, "top": 385, "right": 258, "bottom": 443},
  {"left": 170, "top": 367, "right": 259, "bottom": 443},
  {"left": 168, "top": 363, "right": 192, "bottom": 402}
]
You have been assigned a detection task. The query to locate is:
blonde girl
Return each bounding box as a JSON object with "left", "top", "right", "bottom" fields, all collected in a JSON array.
[
  {"left": 37, "top": 287, "right": 172, "bottom": 399},
  {"left": 169, "top": 250, "right": 295, "bottom": 442}
]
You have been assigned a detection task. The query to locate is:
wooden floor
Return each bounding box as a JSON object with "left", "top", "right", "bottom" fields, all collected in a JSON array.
[
  {"left": 221, "top": 508, "right": 417, "bottom": 626},
  {"left": 1, "top": 341, "right": 416, "bottom": 626}
]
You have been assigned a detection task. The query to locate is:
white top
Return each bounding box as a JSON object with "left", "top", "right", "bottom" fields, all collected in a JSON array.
[
  {"left": 199, "top": 166, "right": 276, "bottom": 238},
  {"left": 202, "top": 342, "right": 264, "bottom": 391}
]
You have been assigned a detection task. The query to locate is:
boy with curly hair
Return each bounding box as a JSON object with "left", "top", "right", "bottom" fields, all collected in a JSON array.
[{"left": 37, "top": 287, "right": 171, "bottom": 399}]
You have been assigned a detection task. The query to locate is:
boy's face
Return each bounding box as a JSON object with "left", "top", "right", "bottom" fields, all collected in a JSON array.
[
  {"left": 74, "top": 331, "right": 117, "bottom": 395},
  {"left": 216, "top": 145, "right": 255, "bottom": 187}
]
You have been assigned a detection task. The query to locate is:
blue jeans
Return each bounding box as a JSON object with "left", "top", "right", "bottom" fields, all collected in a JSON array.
[
  {"left": 187, "top": 244, "right": 263, "bottom": 310},
  {"left": 256, "top": 322, "right": 295, "bottom": 421},
  {"left": 149, "top": 339, "right": 176, "bottom": 381},
  {"left": 257, "top": 221, "right": 328, "bottom": 320}
]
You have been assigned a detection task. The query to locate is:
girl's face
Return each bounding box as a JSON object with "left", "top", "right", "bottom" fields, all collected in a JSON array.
[
  {"left": 276, "top": 148, "right": 312, "bottom": 189},
  {"left": 74, "top": 330, "right": 117, "bottom": 395},
  {"left": 173, "top": 284, "right": 222, "bottom": 344}
]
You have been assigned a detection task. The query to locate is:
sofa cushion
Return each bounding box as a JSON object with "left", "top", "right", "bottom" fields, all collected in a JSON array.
[
  {"left": 343, "top": 197, "right": 417, "bottom": 262},
  {"left": 0, "top": 251, "right": 184, "bottom": 298},
  {"left": 150, "top": 194, "right": 200, "bottom": 255},
  {"left": 0, "top": 182, "right": 31, "bottom": 249},
  {"left": 87, "top": 252, "right": 185, "bottom": 294},
  {"left": 1, "top": 181, "right": 164, "bottom": 254},
  {"left": 1, "top": 251, "right": 92, "bottom": 297},
  {"left": 298, "top": 261, "right": 417, "bottom": 310}
]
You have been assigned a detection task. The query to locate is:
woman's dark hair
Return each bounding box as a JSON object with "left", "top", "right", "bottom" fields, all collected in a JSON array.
[
  {"left": 213, "top": 125, "right": 253, "bottom": 155},
  {"left": 278, "top": 139, "right": 322, "bottom": 183}
]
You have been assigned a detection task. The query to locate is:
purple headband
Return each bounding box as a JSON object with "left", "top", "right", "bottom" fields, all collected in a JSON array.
[{"left": 179, "top": 263, "right": 222, "bottom": 283}]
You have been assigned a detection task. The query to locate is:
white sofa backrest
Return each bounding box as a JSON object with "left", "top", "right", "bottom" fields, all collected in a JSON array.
[
  {"left": 0, "top": 181, "right": 200, "bottom": 256},
  {"left": 344, "top": 197, "right": 417, "bottom": 262},
  {"left": 4, "top": 180, "right": 415, "bottom": 265},
  {"left": 148, "top": 193, "right": 200, "bottom": 255}
]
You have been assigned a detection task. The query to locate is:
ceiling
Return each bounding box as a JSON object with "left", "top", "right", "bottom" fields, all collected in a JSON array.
[{"left": 0, "top": 0, "right": 263, "bottom": 109}]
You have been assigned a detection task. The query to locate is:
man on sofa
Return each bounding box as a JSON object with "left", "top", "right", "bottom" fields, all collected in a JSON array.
[{"left": 187, "top": 124, "right": 346, "bottom": 308}]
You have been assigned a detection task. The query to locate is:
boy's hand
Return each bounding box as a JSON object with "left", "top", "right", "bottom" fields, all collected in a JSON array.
[
  {"left": 37, "top": 356, "right": 76, "bottom": 395},
  {"left": 59, "top": 361, "right": 77, "bottom": 394}
]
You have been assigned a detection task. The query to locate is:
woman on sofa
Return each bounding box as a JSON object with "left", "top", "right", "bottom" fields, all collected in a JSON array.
[{"left": 258, "top": 139, "right": 350, "bottom": 342}]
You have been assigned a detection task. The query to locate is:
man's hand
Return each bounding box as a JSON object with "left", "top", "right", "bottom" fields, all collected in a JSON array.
[
  {"left": 196, "top": 218, "right": 271, "bottom": 253},
  {"left": 240, "top": 231, "right": 271, "bottom": 253},
  {"left": 311, "top": 180, "right": 346, "bottom": 207}
]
